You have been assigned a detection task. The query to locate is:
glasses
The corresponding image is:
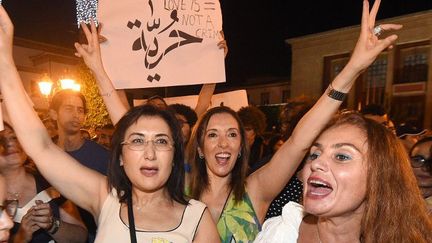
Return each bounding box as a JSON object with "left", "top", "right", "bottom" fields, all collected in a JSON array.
[
  {"left": 410, "top": 155, "right": 432, "bottom": 168},
  {"left": 121, "top": 137, "right": 174, "bottom": 151},
  {"left": 0, "top": 199, "right": 18, "bottom": 219}
]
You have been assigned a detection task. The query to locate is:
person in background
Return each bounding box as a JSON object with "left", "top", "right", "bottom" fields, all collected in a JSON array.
[
  {"left": 94, "top": 125, "right": 114, "bottom": 149},
  {"left": 146, "top": 95, "right": 168, "bottom": 110},
  {"left": 396, "top": 121, "right": 428, "bottom": 152},
  {"left": 169, "top": 103, "right": 198, "bottom": 146},
  {"left": 278, "top": 96, "right": 315, "bottom": 136},
  {"left": 168, "top": 103, "right": 199, "bottom": 194},
  {"left": 409, "top": 136, "right": 432, "bottom": 212},
  {"left": 265, "top": 134, "right": 285, "bottom": 155},
  {"left": 0, "top": 123, "right": 87, "bottom": 243},
  {"left": 49, "top": 89, "right": 110, "bottom": 242},
  {"left": 360, "top": 103, "right": 395, "bottom": 134},
  {"left": 237, "top": 105, "right": 267, "bottom": 169}
]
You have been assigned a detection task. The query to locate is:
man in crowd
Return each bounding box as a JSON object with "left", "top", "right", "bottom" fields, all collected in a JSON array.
[{"left": 50, "top": 89, "right": 110, "bottom": 243}]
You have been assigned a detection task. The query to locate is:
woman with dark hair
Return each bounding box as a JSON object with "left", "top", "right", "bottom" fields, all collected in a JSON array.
[
  {"left": 409, "top": 136, "right": 432, "bottom": 211},
  {"left": 0, "top": 123, "right": 87, "bottom": 243},
  {"left": 186, "top": 1, "right": 402, "bottom": 241},
  {"left": 0, "top": 7, "right": 219, "bottom": 242},
  {"left": 255, "top": 111, "right": 432, "bottom": 242},
  {"left": 237, "top": 105, "right": 268, "bottom": 168}
]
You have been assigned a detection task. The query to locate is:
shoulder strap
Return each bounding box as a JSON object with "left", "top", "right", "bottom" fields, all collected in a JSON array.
[{"left": 127, "top": 196, "right": 137, "bottom": 243}]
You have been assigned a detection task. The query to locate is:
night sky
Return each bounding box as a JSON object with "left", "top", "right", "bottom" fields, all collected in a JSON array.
[{"left": 3, "top": 0, "right": 432, "bottom": 86}]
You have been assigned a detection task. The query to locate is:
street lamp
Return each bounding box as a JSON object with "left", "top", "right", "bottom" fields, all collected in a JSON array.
[
  {"left": 38, "top": 76, "right": 81, "bottom": 99},
  {"left": 38, "top": 81, "right": 54, "bottom": 97},
  {"left": 38, "top": 74, "right": 53, "bottom": 97},
  {"left": 60, "top": 78, "right": 80, "bottom": 91}
]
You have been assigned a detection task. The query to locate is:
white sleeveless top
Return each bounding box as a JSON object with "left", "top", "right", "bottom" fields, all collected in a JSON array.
[{"left": 95, "top": 191, "right": 206, "bottom": 243}]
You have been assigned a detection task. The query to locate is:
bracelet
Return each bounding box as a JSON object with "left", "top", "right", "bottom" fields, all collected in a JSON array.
[
  {"left": 327, "top": 83, "right": 347, "bottom": 101},
  {"left": 101, "top": 89, "right": 115, "bottom": 97},
  {"left": 47, "top": 217, "right": 61, "bottom": 235}
]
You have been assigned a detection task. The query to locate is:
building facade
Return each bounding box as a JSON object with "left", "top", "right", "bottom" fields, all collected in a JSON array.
[
  {"left": 12, "top": 37, "right": 79, "bottom": 111},
  {"left": 287, "top": 10, "right": 432, "bottom": 129}
]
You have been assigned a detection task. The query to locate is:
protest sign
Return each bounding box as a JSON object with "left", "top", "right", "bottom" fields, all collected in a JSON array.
[{"left": 98, "top": 0, "right": 226, "bottom": 89}]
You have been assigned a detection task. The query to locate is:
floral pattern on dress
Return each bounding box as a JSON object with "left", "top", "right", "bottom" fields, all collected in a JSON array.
[{"left": 217, "top": 191, "right": 261, "bottom": 243}]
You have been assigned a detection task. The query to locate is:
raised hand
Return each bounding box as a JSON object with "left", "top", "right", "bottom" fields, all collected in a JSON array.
[
  {"left": 0, "top": 6, "right": 14, "bottom": 63},
  {"left": 347, "top": 0, "right": 402, "bottom": 73},
  {"left": 74, "top": 21, "right": 105, "bottom": 73},
  {"left": 217, "top": 31, "right": 228, "bottom": 58}
]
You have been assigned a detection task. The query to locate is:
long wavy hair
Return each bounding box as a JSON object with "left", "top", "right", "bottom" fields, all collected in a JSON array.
[
  {"left": 187, "top": 106, "right": 249, "bottom": 202},
  {"left": 325, "top": 111, "right": 432, "bottom": 242},
  {"left": 108, "top": 105, "right": 187, "bottom": 205}
]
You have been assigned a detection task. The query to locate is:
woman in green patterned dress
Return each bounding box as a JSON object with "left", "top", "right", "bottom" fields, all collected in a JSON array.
[{"left": 186, "top": 0, "right": 402, "bottom": 242}]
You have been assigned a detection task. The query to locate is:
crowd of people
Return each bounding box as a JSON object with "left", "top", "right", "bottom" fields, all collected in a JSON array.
[{"left": 0, "top": 0, "right": 431, "bottom": 242}]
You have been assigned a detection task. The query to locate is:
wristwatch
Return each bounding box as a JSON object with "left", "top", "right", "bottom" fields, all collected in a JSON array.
[
  {"left": 47, "top": 217, "right": 61, "bottom": 235},
  {"left": 327, "top": 86, "right": 347, "bottom": 101}
]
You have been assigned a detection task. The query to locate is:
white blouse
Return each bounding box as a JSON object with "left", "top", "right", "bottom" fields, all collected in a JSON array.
[{"left": 254, "top": 202, "right": 306, "bottom": 243}]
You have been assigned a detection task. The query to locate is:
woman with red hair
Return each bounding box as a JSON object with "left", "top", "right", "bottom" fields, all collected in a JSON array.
[{"left": 255, "top": 111, "right": 432, "bottom": 242}]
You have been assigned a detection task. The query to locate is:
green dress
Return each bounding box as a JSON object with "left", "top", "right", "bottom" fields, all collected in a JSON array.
[{"left": 217, "top": 190, "right": 261, "bottom": 243}]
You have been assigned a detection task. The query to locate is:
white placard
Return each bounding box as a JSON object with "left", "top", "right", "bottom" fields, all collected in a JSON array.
[
  {"left": 98, "top": 0, "right": 226, "bottom": 89},
  {"left": 134, "top": 89, "right": 249, "bottom": 111}
]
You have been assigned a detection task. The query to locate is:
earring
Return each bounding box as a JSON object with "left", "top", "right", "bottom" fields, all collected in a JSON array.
[
  {"left": 119, "top": 157, "right": 124, "bottom": 166},
  {"left": 198, "top": 153, "right": 204, "bottom": 159},
  {"left": 238, "top": 152, "right": 242, "bottom": 158}
]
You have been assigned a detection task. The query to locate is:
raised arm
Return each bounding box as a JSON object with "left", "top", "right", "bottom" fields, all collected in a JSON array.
[
  {"left": 75, "top": 21, "right": 129, "bottom": 125},
  {"left": 0, "top": 6, "right": 108, "bottom": 216},
  {"left": 247, "top": 0, "right": 402, "bottom": 209},
  {"left": 195, "top": 83, "right": 216, "bottom": 118},
  {"left": 194, "top": 36, "right": 228, "bottom": 117}
]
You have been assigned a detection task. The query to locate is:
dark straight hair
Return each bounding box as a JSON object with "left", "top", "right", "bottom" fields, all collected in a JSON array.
[
  {"left": 187, "top": 106, "right": 249, "bottom": 203},
  {"left": 108, "top": 105, "right": 187, "bottom": 205}
]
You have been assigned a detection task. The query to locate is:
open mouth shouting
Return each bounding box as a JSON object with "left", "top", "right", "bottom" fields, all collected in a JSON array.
[
  {"left": 215, "top": 152, "right": 232, "bottom": 166},
  {"left": 307, "top": 177, "right": 333, "bottom": 199}
]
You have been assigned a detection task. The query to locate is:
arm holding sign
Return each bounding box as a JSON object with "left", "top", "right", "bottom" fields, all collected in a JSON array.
[
  {"left": 195, "top": 35, "right": 228, "bottom": 117},
  {"left": 76, "top": 22, "right": 228, "bottom": 123},
  {"left": 75, "top": 21, "right": 129, "bottom": 125}
]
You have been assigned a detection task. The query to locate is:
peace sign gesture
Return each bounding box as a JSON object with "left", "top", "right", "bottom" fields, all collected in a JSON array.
[
  {"left": 74, "top": 21, "right": 105, "bottom": 74},
  {"left": 347, "top": 0, "right": 402, "bottom": 73}
]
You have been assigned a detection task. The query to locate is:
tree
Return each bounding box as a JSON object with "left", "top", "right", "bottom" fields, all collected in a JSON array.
[{"left": 77, "top": 63, "right": 112, "bottom": 129}]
